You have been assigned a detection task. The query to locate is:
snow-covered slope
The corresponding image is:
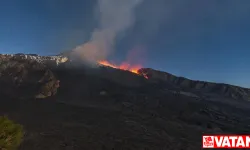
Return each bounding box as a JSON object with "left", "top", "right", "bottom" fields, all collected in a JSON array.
[{"left": 0, "top": 53, "right": 68, "bottom": 66}]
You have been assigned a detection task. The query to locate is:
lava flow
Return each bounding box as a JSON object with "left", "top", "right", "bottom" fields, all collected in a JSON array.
[{"left": 98, "top": 60, "right": 142, "bottom": 74}]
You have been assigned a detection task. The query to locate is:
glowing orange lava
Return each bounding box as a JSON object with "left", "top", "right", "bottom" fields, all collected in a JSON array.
[{"left": 98, "top": 60, "right": 142, "bottom": 74}]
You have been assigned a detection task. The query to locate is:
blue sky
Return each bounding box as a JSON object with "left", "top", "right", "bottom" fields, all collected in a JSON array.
[{"left": 1, "top": 0, "right": 250, "bottom": 87}]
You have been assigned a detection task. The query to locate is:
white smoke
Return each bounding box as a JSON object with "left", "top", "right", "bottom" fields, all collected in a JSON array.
[{"left": 72, "top": 0, "right": 144, "bottom": 64}]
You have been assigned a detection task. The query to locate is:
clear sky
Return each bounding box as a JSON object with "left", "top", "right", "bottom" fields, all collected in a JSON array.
[{"left": 1, "top": 0, "right": 250, "bottom": 87}]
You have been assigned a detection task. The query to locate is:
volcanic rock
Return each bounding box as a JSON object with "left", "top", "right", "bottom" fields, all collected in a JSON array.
[{"left": 0, "top": 54, "right": 60, "bottom": 99}]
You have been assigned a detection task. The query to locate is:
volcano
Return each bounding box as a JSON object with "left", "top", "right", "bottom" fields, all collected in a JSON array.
[
  {"left": 1, "top": 53, "right": 250, "bottom": 150},
  {"left": 98, "top": 60, "right": 142, "bottom": 74}
]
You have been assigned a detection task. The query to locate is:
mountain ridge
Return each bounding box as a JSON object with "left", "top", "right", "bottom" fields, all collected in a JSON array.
[
  {"left": 0, "top": 53, "right": 249, "bottom": 101},
  {"left": 139, "top": 68, "right": 250, "bottom": 101},
  {"left": 140, "top": 67, "right": 249, "bottom": 90}
]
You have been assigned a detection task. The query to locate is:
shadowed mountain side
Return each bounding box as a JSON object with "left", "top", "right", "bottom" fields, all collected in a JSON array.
[
  {"left": 138, "top": 68, "right": 250, "bottom": 101},
  {"left": 2, "top": 53, "right": 250, "bottom": 149}
]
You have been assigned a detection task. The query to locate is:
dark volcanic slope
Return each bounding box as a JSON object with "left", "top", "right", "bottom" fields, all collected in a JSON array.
[
  {"left": 2, "top": 53, "right": 250, "bottom": 150},
  {"left": 138, "top": 68, "right": 250, "bottom": 101}
]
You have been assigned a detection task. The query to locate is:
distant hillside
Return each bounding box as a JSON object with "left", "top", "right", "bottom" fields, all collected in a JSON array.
[{"left": 138, "top": 68, "right": 250, "bottom": 101}]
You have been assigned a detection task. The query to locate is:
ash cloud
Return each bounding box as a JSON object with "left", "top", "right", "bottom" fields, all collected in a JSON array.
[
  {"left": 72, "top": 0, "right": 144, "bottom": 64},
  {"left": 69, "top": 0, "right": 250, "bottom": 65}
]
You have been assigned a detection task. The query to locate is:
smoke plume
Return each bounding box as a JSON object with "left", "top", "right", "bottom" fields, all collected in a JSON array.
[{"left": 72, "top": 0, "right": 143, "bottom": 64}]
